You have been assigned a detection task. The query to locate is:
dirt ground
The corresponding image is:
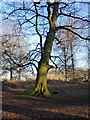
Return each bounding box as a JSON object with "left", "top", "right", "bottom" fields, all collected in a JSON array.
[{"left": 1, "top": 80, "right": 89, "bottom": 120}]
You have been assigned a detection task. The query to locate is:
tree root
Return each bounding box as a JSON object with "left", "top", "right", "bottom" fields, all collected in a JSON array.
[{"left": 31, "top": 84, "right": 51, "bottom": 97}]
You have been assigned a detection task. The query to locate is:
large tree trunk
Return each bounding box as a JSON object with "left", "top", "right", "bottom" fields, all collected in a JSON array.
[
  {"left": 31, "top": 31, "right": 55, "bottom": 96},
  {"left": 31, "top": 3, "right": 59, "bottom": 96}
]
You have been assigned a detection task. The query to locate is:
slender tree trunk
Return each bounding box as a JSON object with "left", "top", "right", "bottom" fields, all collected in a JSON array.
[
  {"left": 10, "top": 60, "right": 13, "bottom": 80},
  {"left": 18, "top": 68, "right": 21, "bottom": 81},
  {"left": 70, "top": 43, "right": 75, "bottom": 79},
  {"left": 63, "top": 47, "right": 68, "bottom": 81},
  {"left": 31, "top": 3, "right": 59, "bottom": 96},
  {"left": 18, "top": 49, "right": 22, "bottom": 81}
]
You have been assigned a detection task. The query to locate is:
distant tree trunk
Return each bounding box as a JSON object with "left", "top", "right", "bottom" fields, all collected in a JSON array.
[
  {"left": 70, "top": 42, "right": 75, "bottom": 79},
  {"left": 10, "top": 60, "right": 13, "bottom": 80},
  {"left": 18, "top": 67, "right": 21, "bottom": 81},
  {"left": 63, "top": 47, "right": 68, "bottom": 81},
  {"left": 31, "top": 3, "right": 59, "bottom": 96},
  {"left": 18, "top": 48, "right": 22, "bottom": 81}
]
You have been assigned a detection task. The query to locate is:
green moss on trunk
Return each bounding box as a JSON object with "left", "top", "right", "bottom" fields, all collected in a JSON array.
[
  {"left": 31, "top": 3, "right": 59, "bottom": 97},
  {"left": 31, "top": 63, "right": 51, "bottom": 97}
]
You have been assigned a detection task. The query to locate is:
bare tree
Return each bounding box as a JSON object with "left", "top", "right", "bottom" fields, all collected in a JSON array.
[{"left": 2, "top": 1, "right": 90, "bottom": 96}]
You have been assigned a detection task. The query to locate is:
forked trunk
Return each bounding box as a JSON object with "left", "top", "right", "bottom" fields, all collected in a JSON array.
[{"left": 31, "top": 3, "right": 59, "bottom": 96}]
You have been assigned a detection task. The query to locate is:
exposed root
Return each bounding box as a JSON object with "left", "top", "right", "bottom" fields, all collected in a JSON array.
[{"left": 31, "top": 83, "right": 51, "bottom": 97}]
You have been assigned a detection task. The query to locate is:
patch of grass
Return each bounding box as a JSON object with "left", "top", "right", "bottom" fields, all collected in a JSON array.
[
  {"left": 13, "top": 93, "right": 56, "bottom": 102},
  {"left": 14, "top": 93, "right": 32, "bottom": 98}
]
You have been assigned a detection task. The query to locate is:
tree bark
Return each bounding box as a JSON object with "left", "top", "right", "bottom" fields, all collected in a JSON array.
[
  {"left": 31, "top": 31, "right": 55, "bottom": 96},
  {"left": 31, "top": 3, "right": 59, "bottom": 96}
]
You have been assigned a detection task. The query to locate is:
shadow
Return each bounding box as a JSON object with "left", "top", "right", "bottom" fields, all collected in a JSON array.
[
  {"left": 2, "top": 103, "right": 88, "bottom": 120},
  {"left": 13, "top": 93, "right": 88, "bottom": 107},
  {"left": 2, "top": 80, "right": 89, "bottom": 119}
]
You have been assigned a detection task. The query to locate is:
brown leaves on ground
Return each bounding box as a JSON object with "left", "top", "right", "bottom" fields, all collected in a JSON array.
[{"left": 1, "top": 80, "right": 89, "bottom": 120}]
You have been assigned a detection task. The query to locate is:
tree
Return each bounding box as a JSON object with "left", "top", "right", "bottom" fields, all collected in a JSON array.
[
  {"left": 2, "top": 35, "right": 15, "bottom": 80},
  {"left": 2, "top": 1, "right": 90, "bottom": 96},
  {"left": 70, "top": 39, "right": 75, "bottom": 79},
  {"left": 55, "top": 29, "right": 76, "bottom": 81},
  {"left": 2, "top": 33, "right": 30, "bottom": 80}
]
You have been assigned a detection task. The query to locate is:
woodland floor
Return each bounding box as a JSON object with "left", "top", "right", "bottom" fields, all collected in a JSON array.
[{"left": 1, "top": 79, "right": 89, "bottom": 120}]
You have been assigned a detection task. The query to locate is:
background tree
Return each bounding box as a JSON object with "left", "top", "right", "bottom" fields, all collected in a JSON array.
[{"left": 2, "top": 34, "right": 25, "bottom": 80}]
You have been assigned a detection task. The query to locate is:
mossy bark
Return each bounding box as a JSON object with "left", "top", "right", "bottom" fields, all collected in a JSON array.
[
  {"left": 31, "top": 3, "right": 59, "bottom": 97},
  {"left": 31, "top": 31, "right": 54, "bottom": 97}
]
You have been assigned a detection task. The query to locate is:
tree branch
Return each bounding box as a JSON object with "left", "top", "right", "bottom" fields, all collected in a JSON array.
[
  {"left": 55, "top": 26, "right": 90, "bottom": 40},
  {"left": 4, "top": 50, "right": 38, "bottom": 71},
  {"left": 58, "top": 12, "right": 90, "bottom": 22}
]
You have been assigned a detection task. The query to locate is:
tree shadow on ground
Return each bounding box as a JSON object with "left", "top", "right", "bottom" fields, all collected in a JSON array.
[
  {"left": 2, "top": 81, "right": 89, "bottom": 120},
  {"left": 13, "top": 93, "right": 88, "bottom": 107},
  {"left": 2, "top": 103, "right": 88, "bottom": 120}
]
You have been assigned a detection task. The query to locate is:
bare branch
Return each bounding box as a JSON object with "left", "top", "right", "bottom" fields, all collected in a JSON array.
[
  {"left": 55, "top": 26, "right": 90, "bottom": 40},
  {"left": 4, "top": 50, "right": 38, "bottom": 71},
  {"left": 58, "top": 13, "right": 90, "bottom": 22}
]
